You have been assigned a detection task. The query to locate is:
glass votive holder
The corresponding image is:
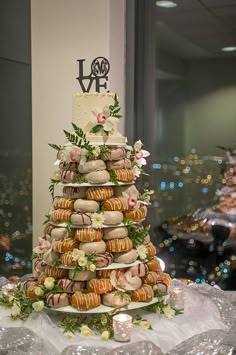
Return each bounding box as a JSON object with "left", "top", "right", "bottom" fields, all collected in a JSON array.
[
  {"left": 113, "top": 313, "right": 132, "bottom": 342},
  {"left": 169, "top": 287, "right": 185, "bottom": 311}
]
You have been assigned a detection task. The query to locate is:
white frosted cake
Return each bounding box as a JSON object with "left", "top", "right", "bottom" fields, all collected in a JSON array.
[{"left": 72, "top": 92, "right": 127, "bottom": 146}]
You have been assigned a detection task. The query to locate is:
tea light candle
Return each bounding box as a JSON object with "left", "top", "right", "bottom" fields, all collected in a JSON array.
[
  {"left": 169, "top": 287, "right": 185, "bottom": 311},
  {"left": 113, "top": 313, "right": 132, "bottom": 342}
]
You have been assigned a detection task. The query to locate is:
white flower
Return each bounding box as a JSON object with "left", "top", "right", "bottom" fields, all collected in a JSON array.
[
  {"left": 78, "top": 256, "right": 88, "bottom": 267},
  {"left": 91, "top": 106, "right": 119, "bottom": 133},
  {"left": 34, "top": 286, "right": 44, "bottom": 297},
  {"left": 64, "top": 330, "right": 75, "bottom": 339},
  {"left": 133, "top": 140, "right": 150, "bottom": 167},
  {"left": 133, "top": 165, "right": 141, "bottom": 178},
  {"left": 71, "top": 248, "right": 85, "bottom": 261},
  {"left": 32, "top": 300, "right": 44, "bottom": 312},
  {"left": 100, "top": 330, "right": 110, "bottom": 341},
  {"left": 134, "top": 140, "right": 143, "bottom": 151},
  {"left": 91, "top": 212, "right": 105, "bottom": 229},
  {"left": 163, "top": 305, "right": 175, "bottom": 318},
  {"left": 60, "top": 143, "right": 81, "bottom": 163},
  {"left": 89, "top": 263, "right": 96, "bottom": 272},
  {"left": 44, "top": 277, "right": 55, "bottom": 290},
  {"left": 80, "top": 325, "right": 94, "bottom": 336},
  {"left": 11, "top": 303, "right": 21, "bottom": 317},
  {"left": 8, "top": 295, "right": 14, "bottom": 304},
  {"left": 133, "top": 319, "right": 151, "bottom": 329},
  {"left": 136, "top": 245, "right": 147, "bottom": 260},
  {"left": 92, "top": 146, "right": 101, "bottom": 158}
]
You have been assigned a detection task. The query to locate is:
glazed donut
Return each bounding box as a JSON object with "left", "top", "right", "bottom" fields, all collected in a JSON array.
[
  {"left": 26, "top": 284, "right": 41, "bottom": 300},
  {"left": 131, "top": 284, "right": 153, "bottom": 302},
  {"left": 143, "top": 234, "right": 151, "bottom": 245},
  {"left": 71, "top": 291, "right": 101, "bottom": 310},
  {"left": 97, "top": 269, "right": 127, "bottom": 279},
  {"left": 34, "top": 259, "right": 47, "bottom": 273},
  {"left": 159, "top": 273, "right": 172, "bottom": 287},
  {"left": 78, "top": 159, "right": 106, "bottom": 173},
  {"left": 79, "top": 240, "right": 106, "bottom": 255},
  {"left": 106, "top": 237, "right": 133, "bottom": 253},
  {"left": 103, "top": 211, "right": 124, "bottom": 225},
  {"left": 102, "top": 292, "right": 130, "bottom": 308},
  {"left": 102, "top": 197, "right": 128, "bottom": 211},
  {"left": 107, "top": 158, "right": 132, "bottom": 170},
  {"left": 71, "top": 211, "right": 92, "bottom": 226},
  {"left": 74, "top": 199, "right": 100, "bottom": 212},
  {"left": 45, "top": 265, "right": 68, "bottom": 279},
  {"left": 86, "top": 186, "right": 114, "bottom": 201},
  {"left": 96, "top": 252, "right": 113, "bottom": 268},
  {"left": 52, "top": 238, "right": 80, "bottom": 253},
  {"left": 63, "top": 186, "right": 87, "bottom": 199},
  {"left": 124, "top": 206, "right": 146, "bottom": 222},
  {"left": 142, "top": 271, "right": 160, "bottom": 285},
  {"left": 84, "top": 170, "right": 110, "bottom": 184},
  {"left": 87, "top": 278, "right": 113, "bottom": 294},
  {"left": 50, "top": 227, "right": 71, "bottom": 240},
  {"left": 22, "top": 278, "right": 37, "bottom": 290},
  {"left": 114, "top": 185, "right": 140, "bottom": 200},
  {"left": 114, "top": 169, "right": 134, "bottom": 183},
  {"left": 103, "top": 226, "right": 128, "bottom": 240},
  {"left": 61, "top": 170, "right": 80, "bottom": 183},
  {"left": 57, "top": 278, "right": 85, "bottom": 293},
  {"left": 50, "top": 209, "right": 72, "bottom": 223},
  {"left": 113, "top": 249, "right": 138, "bottom": 264},
  {"left": 145, "top": 242, "right": 157, "bottom": 258},
  {"left": 102, "top": 147, "right": 126, "bottom": 161},
  {"left": 44, "top": 224, "right": 55, "bottom": 237},
  {"left": 146, "top": 257, "right": 162, "bottom": 272},
  {"left": 69, "top": 269, "right": 96, "bottom": 281},
  {"left": 129, "top": 263, "right": 149, "bottom": 277},
  {"left": 46, "top": 292, "right": 70, "bottom": 308},
  {"left": 75, "top": 228, "right": 103, "bottom": 242},
  {"left": 37, "top": 273, "right": 48, "bottom": 285},
  {"left": 53, "top": 197, "right": 74, "bottom": 210},
  {"left": 61, "top": 252, "right": 77, "bottom": 267}
]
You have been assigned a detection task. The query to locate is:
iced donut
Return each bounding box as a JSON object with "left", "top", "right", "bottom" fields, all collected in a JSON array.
[
  {"left": 52, "top": 238, "right": 80, "bottom": 253},
  {"left": 113, "top": 249, "right": 138, "bottom": 264},
  {"left": 71, "top": 211, "right": 92, "bottom": 226},
  {"left": 50, "top": 209, "right": 72, "bottom": 223},
  {"left": 96, "top": 252, "right": 113, "bottom": 268},
  {"left": 114, "top": 169, "right": 134, "bottom": 183},
  {"left": 124, "top": 206, "right": 146, "bottom": 222},
  {"left": 129, "top": 263, "right": 149, "bottom": 277},
  {"left": 102, "top": 197, "right": 128, "bottom": 211},
  {"left": 87, "top": 278, "right": 113, "bottom": 294},
  {"left": 34, "top": 259, "right": 47, "bottom": 273},
  {"left": 84, "top": 170, "right": 110, "bottom": 184},
  {"left": 78, "top": 159, "right": 106, "bottom": 173},
  {"left": 57, "top": 278, "right": 85, "bottom": 293},
  {"left": 107, "top": 158, "right": 132, "bottom": 170},
  {"left": 102, "top": 147, "right": 127, "bottom": 161},
  {"left": 68, "top": 269, "right": 96, "bottom": 281},
  {"left": 37, "top": 273, "right": 48, "bottom": 285},
  {"left": 74, "top": 199, "right": 100, "bottom": 212},
  {"left": 61, "top": 170, "right": 80, "bottom": 183},
  {"left": 44, "top": 224, "right": 55, "bottom": 237},
  {"left": 103, "top": 211, "right": 124, "bottom": 225},
  {"left": 131, "top": 284, "right": 153, "bottom": 302},
  {"left": 106, "top": 237, "right": 133, "bottom": 253},
  {"left": 146, "top": 257, "right": 162, "bottom": 272},
  {"left": 103, "top": 226, "right": 128, "bottom": 240},
  {"left": 45, "top": 265, "right": 68, "bottom": 279},
  {"left": 61, "top": 251, "right": 77, "bottom": 267},
  {"left": 86, "top": 186, "right": 114, "bottom": 201},
  {"left": 102, "top": 292, "right": 130, "bottom": 308},
  {"left": 63, "top": 186, "right": 87, "bottom": 199},
  {"left": 79, "top": 240, "right": 106, "bottom": 255},
  {"left": 142, "top": 271, "right": 160, "bottom": 285},
  {"left": 75, "top": 228, "right": 103, "bottom": 242},
  {"left": 50, "top": 227, "right": 71, "bottom": 240},
  {"left": 53, "top": 197, "right": 74, "bottom": 210},
  {"left": 46, "top": 292, "right": 70, "bottom": 308},
  {"left": 145, "top": 242, "right": 157, "bottom": 258},
  {"left": 71, "top": 291, "right": 101, "bottom": 310},
  {"left": 59, "top": 161, "right": 78, "bottom": 171},
  {"left": 97, "top": 269, "right": 127, "bottom": 279}
]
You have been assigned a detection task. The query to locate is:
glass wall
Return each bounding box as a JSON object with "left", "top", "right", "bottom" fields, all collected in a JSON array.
[{"left": 0, "top": 0, "right": 32, "bottom": 277}]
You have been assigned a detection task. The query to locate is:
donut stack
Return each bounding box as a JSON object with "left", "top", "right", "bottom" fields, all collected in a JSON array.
[{"left": 31, "top": 92, "right": 171, "bottom": 311}]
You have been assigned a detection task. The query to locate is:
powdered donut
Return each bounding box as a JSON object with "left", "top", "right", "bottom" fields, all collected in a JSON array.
[
  {"left": 75, "top": 228, "right": 103, "bottom": 242},
  {"left": 128, "top": 276, "right": 142, "bottom": 290},
  {"left": 71, "top": 211, "right": 92, "bottom": 226},
  {"left": 113, "top": 249, "right": 138, "bottom": 264},
  {"left": 107, "top": 158, "right": 132, "bottom": 170},
  {"left": 106, "top": 237, "right": 133, "bottom": 253},
  {"left": 86, "top": 186, "right": 114, "bottom": 201},
  {"left": 53, "top": 197, "right": 74, "bottom": 210},
  {"left": 103, "top": 226, "right": 128, "bottom": 240},
  {"left": 129, "top": 263, "right": 149, "bottom": 277},
  {"left": 78, "top": 159, "right": 106, "bottom": 173},
  {"left": 87, "top": 278, "right": 113, "bottom": 294},
  {"left": 84, "top": 170, "right": 110, "bottom": 184},
  {"left": 79, "top": 240, "right": 106, "bottom": 255},
  {"left": 96, "top": 252, "right": 113, "bottom": 268},
  {"left": 63, "top": 186, "right": 87, "bottom": 199},
  {"left": 103, "top": 211, "right": 124, "bottom": 225},
  {"left": 102, "top": 292, "right": 130, "bottom": 308},
  {"left": 46, "top": 292, "right": 70, "bottom": 308},
  {"left": 153, "top": 282, "right": 167, "bottom": 293},
  {"left": 74, "top": 199, "right": 100, "bottom": 212},
  {"left": 57, "top": 278, "right": 85, "bottom": 293},
  {"left": 68, "top": 269, "right": 96, "bottom": 281},
  {"left": 131, "top": 284, "right": 153, "bottom": 302},
  {"left": 102, "top": 147, "right": 127, "bottom": 161},
  {"left": 71, "top": 291, "right": 101, "bottom": 310},
  {"left": 50, "top": 227, "right": 71, "bottom": 240}
]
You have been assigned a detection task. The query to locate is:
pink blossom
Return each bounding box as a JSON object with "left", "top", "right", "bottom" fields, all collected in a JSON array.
[{"left": 96, "top": 113, "right": 107, "bottom": 124}]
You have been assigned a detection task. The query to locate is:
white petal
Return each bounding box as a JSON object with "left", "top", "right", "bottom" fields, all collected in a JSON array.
[
  {"left": 140, "top": 158, "right": 147, "bottom": 165},
  {"left": 91, "top": 107, "right": 100, "bottom": 116},
  {"left": 103, "top": 105, "right": 110, "bottom": 116},
  {"left": 142, "top": 150, "right": 150, "bottom": 158},
  {"left": 103, "top": 121, "right": 113, "bottom": 132}
]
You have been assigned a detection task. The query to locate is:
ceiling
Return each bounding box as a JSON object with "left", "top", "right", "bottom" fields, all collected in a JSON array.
[{"left": 156, "top": 0, "right": 236, "bottom": 58}]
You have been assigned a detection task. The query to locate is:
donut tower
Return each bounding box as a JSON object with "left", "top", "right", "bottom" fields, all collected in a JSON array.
[{"left": 30, "top": 93, "right": 171, "bottom": 311}]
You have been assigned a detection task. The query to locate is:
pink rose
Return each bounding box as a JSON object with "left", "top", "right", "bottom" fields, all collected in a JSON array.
[
  {"left": 128, "top": 197, "right": 137, "bottom": 209},
  {"left": 70, "top": 149, "right": 81, "bottom": 162},
  {"left": 97, "top": 113, "right": 107, "bottom": 124},
  {"left": 135, "top": 151, "right": 143, "bottom": 160}
]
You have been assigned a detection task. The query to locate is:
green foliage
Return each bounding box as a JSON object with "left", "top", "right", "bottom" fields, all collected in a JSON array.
[
  {"left": 128, "top": 224, "right": 151, "bottom": 246},
  {"left": 109, "top": 170, "right": 118, "bottom": 185},
  {"left": 64, "top": 123, "right": 95, "bottom": 158},
  {"left": 109, "top": 94, "right": 122, "bottom": 119},
  {"left": 48, "top": 143, "right": 61, "bottom": 151},
  {"left": 90, "top": 124, "right": 103, "bottom": 134},
  {"left": 49, "top": 178, "right": 60, "bottom": 198},
  {"left": 43, "top": 215, "right": 50, "bottom": 225}
]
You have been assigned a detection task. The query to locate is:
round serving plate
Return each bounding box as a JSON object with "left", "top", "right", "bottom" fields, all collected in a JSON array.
[
  {"left": 49, "top": 222, "right": 136, "bottom": 229},
  {"left": 58, "top": 181, "right": 134, "bottom": 187},
  {"left": 49, "top": 296, "right": 159, "bottom": 314}
]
